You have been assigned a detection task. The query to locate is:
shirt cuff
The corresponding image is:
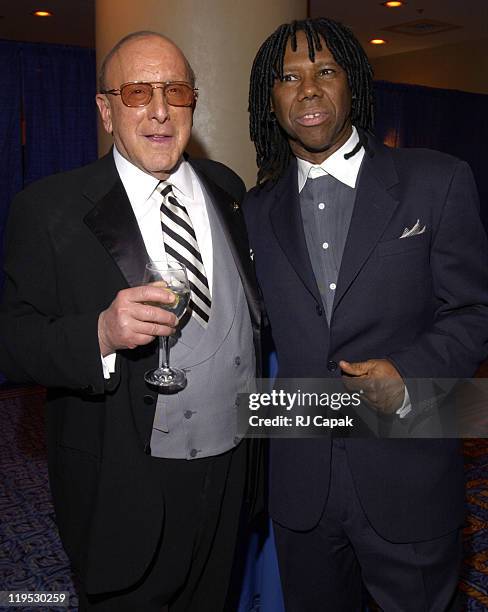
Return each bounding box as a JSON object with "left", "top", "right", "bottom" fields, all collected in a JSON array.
[
  {"left": 101, "top": 352, "right": 117, "bottom": 380},
  {"left": 396, "top": 386, "right": 412, "bottom": 419}
]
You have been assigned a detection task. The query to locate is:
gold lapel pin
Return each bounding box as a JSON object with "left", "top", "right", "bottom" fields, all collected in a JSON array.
[{"left": 232, "top": 201, "right": 240, "bottom": 212}]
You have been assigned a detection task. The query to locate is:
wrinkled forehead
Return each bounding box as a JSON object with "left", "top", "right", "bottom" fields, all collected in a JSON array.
[{"left": 106, "top": 36, "right": 190, "bottom": 86}]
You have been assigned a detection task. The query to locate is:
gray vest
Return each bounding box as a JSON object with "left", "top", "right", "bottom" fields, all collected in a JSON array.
[
  {"left": 299, "top": 174, "right": 357, "bottom": 321},
  {"left": 150, "top": 185, "right": 255, "bottom": 459}
]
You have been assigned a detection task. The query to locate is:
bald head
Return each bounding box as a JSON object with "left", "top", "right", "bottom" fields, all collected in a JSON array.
[
  {"left": 98, "top": 31, "right": 195, "bottom": 92},
  {"left": 95, "top": 31, "right": 196, "bottom": 180}
]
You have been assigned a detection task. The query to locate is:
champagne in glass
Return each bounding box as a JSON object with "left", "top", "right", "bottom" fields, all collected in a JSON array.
[{"left": 143, "top": 261, "right": 190, "bottom": 391}]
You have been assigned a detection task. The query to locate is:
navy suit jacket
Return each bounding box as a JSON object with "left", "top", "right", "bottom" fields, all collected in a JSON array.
[{"left": 244, "top": 134, "right": 488, "bottom": 542}]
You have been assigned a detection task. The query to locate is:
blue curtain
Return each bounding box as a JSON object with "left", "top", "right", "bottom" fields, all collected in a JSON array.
[
  {"left": 21, "top": 43, "right": 97, "bottom": 185},
  {"left": 374, "top": 80, "right": 488, "bottom": 232},
  {"left": 0, "top": 40, "right": 97, "bottom": 384},
  {"left": 0, "top": 42, "right": 23, "bottom": 292}
]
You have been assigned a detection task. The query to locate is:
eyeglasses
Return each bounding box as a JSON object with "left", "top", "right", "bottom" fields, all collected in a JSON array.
[{"left": 100, "top": 81, "right": 198, "bottom": 108}]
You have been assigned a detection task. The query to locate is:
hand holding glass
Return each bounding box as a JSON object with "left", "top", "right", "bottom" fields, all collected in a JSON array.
[{"left": 143, "top": 261, "right": 190, "bottom": 390}]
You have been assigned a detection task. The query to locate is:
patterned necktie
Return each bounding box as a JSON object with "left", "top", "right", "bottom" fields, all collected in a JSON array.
[{"left": 158, "top": 182, "right": 211, "bottom": 327}]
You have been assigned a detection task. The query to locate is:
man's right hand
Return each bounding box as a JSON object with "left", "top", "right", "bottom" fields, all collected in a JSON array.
[{"left": 98, "top": 285, "right": 178, "bottom": 356}]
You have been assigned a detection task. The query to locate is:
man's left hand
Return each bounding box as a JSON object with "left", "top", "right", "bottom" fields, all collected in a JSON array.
[{"left": 339, "top": 359, "right": 405, "bottom": 414}]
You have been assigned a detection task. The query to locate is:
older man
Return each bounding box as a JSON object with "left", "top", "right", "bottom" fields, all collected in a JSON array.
[
  {"left": 245, "top": 17, "right": 488, "bottom": 612},
  {"left": 0, "top": 32, "right": 260, "bottom": 611}
]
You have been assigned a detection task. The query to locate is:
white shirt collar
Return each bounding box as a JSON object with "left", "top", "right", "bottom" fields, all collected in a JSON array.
[
  {"left": 113, "top": 146, "right": 194, "bottom": 206},
  {"left": 113, "top": 146, "right": 159, "bottom": 207},
  {"left": 164, "top": 159, "right": 195, "bottom": 201},
  {"left": 296, "top": 126, "right": 364, "bottom": 192}
]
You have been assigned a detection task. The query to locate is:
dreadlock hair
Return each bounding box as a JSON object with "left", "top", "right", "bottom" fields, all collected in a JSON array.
[{"left": 249, "top": 18, "right": 374, "bottom": 185}]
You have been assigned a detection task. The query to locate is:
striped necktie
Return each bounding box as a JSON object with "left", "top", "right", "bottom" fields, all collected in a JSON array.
[{"left": 158, "top": 183, "right": 211, "bottom": 327}]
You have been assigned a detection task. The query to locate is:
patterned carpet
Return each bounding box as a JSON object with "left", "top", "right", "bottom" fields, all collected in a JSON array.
[
  {"left": 461, "top": 440, "right": 488, "bottom": 609},
  {"left": 0, "top": 387, "right": 78, "bottom": 611},
  {"left": 1, "top": 386, "right": 488, "bottom": 611}
]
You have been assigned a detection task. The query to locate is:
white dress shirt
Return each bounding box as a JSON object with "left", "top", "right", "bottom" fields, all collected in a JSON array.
[
  {"left": 297, "top": 126, "right": 364, "bottom": 193},
  {"left": 101, "top": 147, "right": 213, "bottom": 376},
  {"left": 113, "top": 147, "right": 213, "bottom": 286}
]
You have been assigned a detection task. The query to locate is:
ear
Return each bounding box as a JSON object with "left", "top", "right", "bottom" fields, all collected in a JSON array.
[
  {"left": 191, "top": 96, "right": 197, "bottom": 114},
  {"left": 95, "top": 94, "right": 113, "bottom": 134},
  {"left": 189, "top": 93, "right": 197, "bottom": 127}
]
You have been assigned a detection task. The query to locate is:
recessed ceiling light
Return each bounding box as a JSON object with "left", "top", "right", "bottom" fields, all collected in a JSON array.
[
  {"left": 382, "top": 1, "right": 405, "bottom": 7},
  {"left": 370, "top": 38, "right": 388, "bottom": 45},
  {"left": 32, "top": 10, "right": 53, "bottom": 17}
]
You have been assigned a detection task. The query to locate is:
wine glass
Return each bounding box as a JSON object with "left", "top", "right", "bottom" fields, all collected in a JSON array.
[{"left": 143, "top": 261, "right": 190, "bottom": 391}]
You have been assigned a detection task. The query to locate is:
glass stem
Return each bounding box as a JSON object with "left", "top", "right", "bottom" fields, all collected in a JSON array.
[{"left": 161, "top": 336, "right": 171, "bottom": 369}]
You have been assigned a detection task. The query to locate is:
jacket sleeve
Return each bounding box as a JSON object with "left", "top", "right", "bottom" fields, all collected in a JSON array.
[
  {"left": 388, "top": 160, "right": 488, "bottom": 379},
  {"left": 0, "top": 191, "right": 108, "bottom": 393}
]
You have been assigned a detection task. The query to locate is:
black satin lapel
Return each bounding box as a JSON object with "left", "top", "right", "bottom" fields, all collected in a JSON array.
[
  {"left": 269, "top": 162, "right": 322, "bottom": 303},
  {"left": 334, "top": 157, "right": 399, "bottom": 310},
  {"left": 84, "top": 179, "right": 149, "bottom": 288},
  {"left": 190, "top": 165, "right": 261, "bottom": 327}
]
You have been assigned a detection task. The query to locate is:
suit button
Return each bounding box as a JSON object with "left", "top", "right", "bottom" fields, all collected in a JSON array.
[
  {"left": 184, "top": 410, "right": 193, "bottom": 419},
  {"left": 144, "top": 442, "right": 151, "bottom": 455},
  {"left": 316, "top": 304, "right": 324, "bottom": 316},
  {"left": 327, "top": 360, "right": 338, "bottom": 372},
  {"left": 190, "top": 448, "right": 198, "bottom": 458},
  {"left": 234, "top": 356, "right": 241, "bottom": 367},
  {"left": 143, "top": 395, "right": 155, "bottom": 405}
]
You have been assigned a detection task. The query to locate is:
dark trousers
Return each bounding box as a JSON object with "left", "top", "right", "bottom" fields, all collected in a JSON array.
[
  {"left": 79, "top": 441, "right": 246, "bottom": 612},
  {"left": 274, "top": 441, "right": 463, "bottom": 612}
]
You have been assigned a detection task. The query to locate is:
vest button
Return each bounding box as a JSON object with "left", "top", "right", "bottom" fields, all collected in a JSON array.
[
  {"left": 327, "top": 360, "right": 338, "bottom": 372},
  {"left": 234, "top": 356, "right": 241, "bottom": 366},
  {"left": 184, "top": 410, "right": 193, "bottom": 419},
  {"left": 143, "top": 394, "right": 155, "bottom": 405},
  {"left": 316, "top": 304, "right": 324, "bottom": 316},
  {"left": 190, "top": 448, "right": 198, "bottom": 458}
]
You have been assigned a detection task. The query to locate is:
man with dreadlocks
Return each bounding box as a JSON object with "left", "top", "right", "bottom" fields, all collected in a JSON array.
[{"left": 245, "top": 17, "right": 488, "bottom": 612}]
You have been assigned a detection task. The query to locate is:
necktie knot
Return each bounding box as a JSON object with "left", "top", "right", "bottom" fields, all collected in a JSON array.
[
  {"left": 158, "top": 182, "right": 185, "bottom": 210},
  {"left": 159, "top": 182, "right": 173, "bottom": 199}
]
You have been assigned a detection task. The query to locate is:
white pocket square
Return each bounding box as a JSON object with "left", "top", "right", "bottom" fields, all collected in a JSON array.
[{"left": 400, "top": 219, "right": 426, "bottom": 239}]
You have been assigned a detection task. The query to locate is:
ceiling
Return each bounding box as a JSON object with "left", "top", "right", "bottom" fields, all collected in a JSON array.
[
  {"left": 0, "top": 1, "right": 95, "bottom": 48},
  {"left": 0, "top": 0, "right": 486, "bottom": 60},
  {"left": 310, "top": 0, "right": 488, "bottom": 58}
]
